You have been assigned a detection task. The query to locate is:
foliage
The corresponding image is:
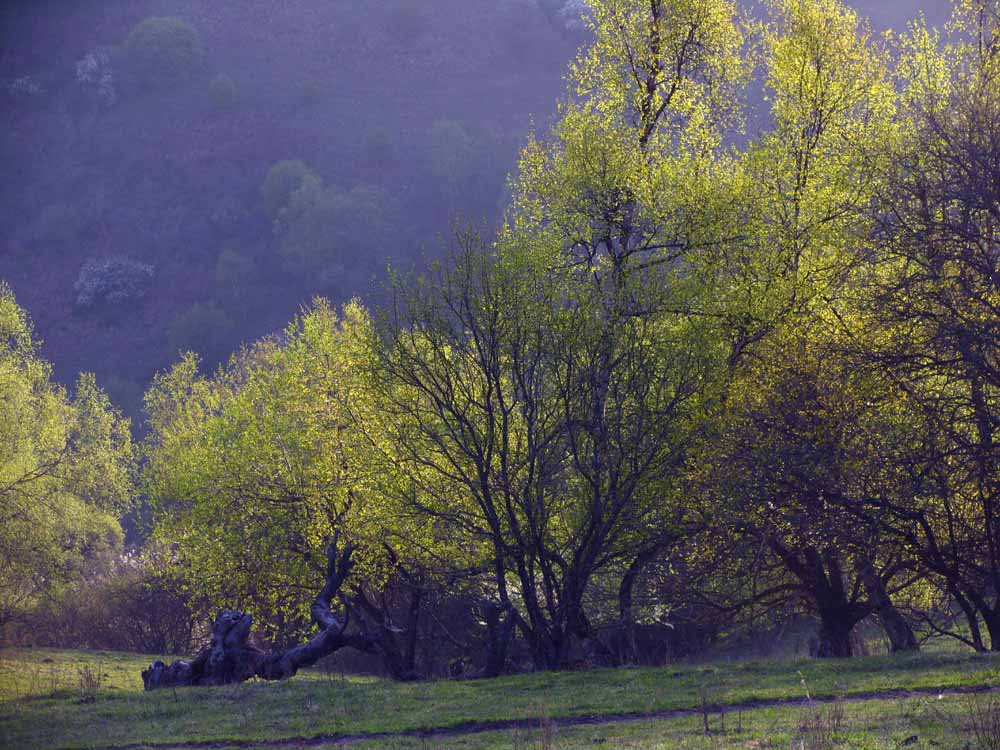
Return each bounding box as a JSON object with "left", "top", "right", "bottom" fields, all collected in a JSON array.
[
  {"left": 261, "top": 159, "right": 315, "bottom": 220},
  {"left": 75, "top": 49, "right": 117, "bottom": 107},
  {"left": 27, "top": 546, "right": 197, "bottom": 654},
  {"left": 208, "top": 72, "right": 237, "bottom": 110},
  {"left": 426, "top": 120, "right": 476, "bottom": 210},
  {"left": 122, "top": 16, "right": 204, "bottom": 91},
  {"left": 166, "top": 303, "right": 234, "bottom": 365},
  {"left": 274, "top": 176, "right": 394, "bottom": 288},
  {"left": 74, "top": 256, "right": 155, "bottom": 309},
  {"left": 0, "top": 284, "right": 134, "bottom": 641},
  {"left": 215, "top": 248, "right": 258, "bottom": 300},
  {"left": 847, "top": 0, "right": 1000, "bottom": 652},
  {"left": 146, "top": 302, "right": 381, "bottom": 643},
  {"left": 6, "top": 75, "right": 44, "bottom": 100}
]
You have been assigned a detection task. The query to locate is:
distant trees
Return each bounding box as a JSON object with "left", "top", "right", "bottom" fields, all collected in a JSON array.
[{"left": 262, "top": 160, "right": 315, "bottom": 221}]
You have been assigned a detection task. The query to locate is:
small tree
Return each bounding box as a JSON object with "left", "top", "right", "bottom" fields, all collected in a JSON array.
[{"left": 122, "top": 17, "right": 203, "bottom": 91}]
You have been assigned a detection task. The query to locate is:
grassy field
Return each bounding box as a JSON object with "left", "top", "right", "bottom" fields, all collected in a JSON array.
[{"left": 1, "top": 646, "right": 998, "bottom": 749}]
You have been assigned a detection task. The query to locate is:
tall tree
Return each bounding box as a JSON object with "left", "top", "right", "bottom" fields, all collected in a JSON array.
[
  {"left": 852, "top": 1, "right": 1000, "bottom": 650},
  {"left": 0, "top": 283, "right": 133, "bottom": 640}
]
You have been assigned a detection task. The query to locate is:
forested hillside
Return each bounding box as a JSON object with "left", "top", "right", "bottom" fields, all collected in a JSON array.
[
  {"left": 0, "top": 0, "right": 585, "bottom": 414},
  {"left": 0, "top": 1, "right": 947, "bottom": 420}
]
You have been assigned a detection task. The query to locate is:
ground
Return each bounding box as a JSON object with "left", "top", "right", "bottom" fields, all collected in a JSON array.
[{"left": 1, "top": 646, "right": 998, "bottom": 749}]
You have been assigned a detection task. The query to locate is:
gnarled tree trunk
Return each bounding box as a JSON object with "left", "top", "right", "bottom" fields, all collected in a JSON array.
[
  {"left": 856, "top": 556, "right": 918, "bottom": 653},
  {"left": 142, "top": 537, "right": 365, "bottom": 690}
]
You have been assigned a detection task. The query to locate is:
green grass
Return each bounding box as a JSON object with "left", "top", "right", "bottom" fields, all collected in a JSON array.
[{"left": 1, "top": 647, "right": 997, "bottom": 749}]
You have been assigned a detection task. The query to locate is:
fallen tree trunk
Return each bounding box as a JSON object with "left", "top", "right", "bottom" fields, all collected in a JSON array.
[{"left": 142, "top": 536, "right": 364, "bottom": 690}]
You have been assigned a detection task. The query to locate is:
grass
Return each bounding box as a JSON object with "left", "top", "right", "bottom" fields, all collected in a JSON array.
[{"left": 0, "top": 646, "right": 997, "bottom": 749}]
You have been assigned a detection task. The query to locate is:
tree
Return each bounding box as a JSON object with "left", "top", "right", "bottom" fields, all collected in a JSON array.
[
  {"left": 145, "top": 302, "right": 377, "bottom": 646},
  {"left": 377, "top": 218, "right": 718, "bottom": 670},
  {"left": 145, "top": 300, "right": 473, "bottom": 678},
  {"left": 142, "top": 537, "right": 359, "bottom": 688},
  {"left": 699, "top": 321, "right": 919, "bottom": 657},
  {"left": 0, "top": 283, "right": 134, "bottom": 640},
  {"left": 851, "top": 2, "right": 1000, "bottom": 651}
]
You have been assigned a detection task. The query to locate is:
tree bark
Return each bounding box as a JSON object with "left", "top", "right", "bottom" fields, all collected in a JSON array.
[
  {"left": 142, "top": 538, "right": 363, "bottom": 690},
  {"left": 856, "top": 556, "right": 918, "bottom": 653},
  {"left": 480, "top": 600, "right": 515, "bottom": 678},
  {"left": 975, "top": 600, "right": 1000, "bottom": 652},
  {"left": 771, "top": 540, "right": 871, "bottom": 658}
]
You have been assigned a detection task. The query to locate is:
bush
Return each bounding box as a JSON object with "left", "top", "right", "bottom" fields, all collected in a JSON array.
[
  {"left": 123, "top": 17, "right": 203, "bottom": 91},
  {"left": 208, "top": 72, "right": 236, "bottom": 109},
  {"left": 167, "top": 302, "right": 234, "bottom": 364},
  {"left": 262, "top": 159, "right": 315, "bottom": 220},
  {"left": 74, "top": 257, "right": 154, "bottom": 309},
  {"left": 27, "top": 549, "right": 198, "bottom": 654},
  {"left": 275, "top": 177, "right": 393, "bottom": 286},
  {"left": 75, "top": 49, "right": 117, "bottom": 107},
  {"left": 215, "top": 248, "right": 257, "bottom": 299}
]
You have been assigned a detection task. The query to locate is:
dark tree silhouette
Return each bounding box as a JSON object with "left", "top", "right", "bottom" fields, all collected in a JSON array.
[{"left": 142, "top": 537, "right": 364, "bottom": 689}]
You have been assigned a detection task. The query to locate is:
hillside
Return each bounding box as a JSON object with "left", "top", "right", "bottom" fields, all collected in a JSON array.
[
  {"left": 0, "top": 0, "right": 950, "bottom": 422},
  {"left": 0, "top": 1, "right": 580, "bottom": 417}
]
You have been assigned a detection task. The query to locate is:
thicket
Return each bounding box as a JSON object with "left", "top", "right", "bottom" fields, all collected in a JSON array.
[{"left": 4, "top": 0, "right": 999, "bottom": 679}]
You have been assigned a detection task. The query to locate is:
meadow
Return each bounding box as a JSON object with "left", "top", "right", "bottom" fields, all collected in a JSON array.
[{"left": 2, "top": 646, "right": 998, "bottom": 749}]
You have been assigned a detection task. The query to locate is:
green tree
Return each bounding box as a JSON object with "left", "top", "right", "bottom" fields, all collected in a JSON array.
[
  {"left": 0, "top": 284, "right": 134, "bottom": 640},
  {"left": 850, "top": 1, "right": 1000, "bottom": 651}
]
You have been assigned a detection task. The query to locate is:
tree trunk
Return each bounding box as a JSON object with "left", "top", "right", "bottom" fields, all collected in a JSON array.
[
  {"left": 815, "top": 609, "right": 857, "bottom": 658},
  {"left": 976, "top": 602, "right": 1000, "bottom": 652},
  {"left": 856, "top": 556, "right": 918, "bottom": 653},
  {"left": 771, "top": 540, "right": 871, "bottom": 659},
  {"left": 617, "top": 547, "right": 660, "bottom": 665},
  {"left": 480, "top": 601, "right": 515, "bottom": 677},
  {"left": 142, "top": 538, "right": 363, "bottom": 690}
]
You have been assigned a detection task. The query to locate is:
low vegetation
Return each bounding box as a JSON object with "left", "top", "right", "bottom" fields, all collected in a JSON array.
[{"left": 1, "top": 647, "right": 998, "bottom": 748}]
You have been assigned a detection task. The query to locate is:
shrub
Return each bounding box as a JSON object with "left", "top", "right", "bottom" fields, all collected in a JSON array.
[
  {"left": 6, "top": 74, "right": 44, "bottom": 102},
  {"left": 262, "top": 159, "right": 315, "bottom": 220},
  {"left": 123, "top": 16, "right": 203, "bottom": 90},
  {"left": 74, "top": 257, "right": 154, "bottom": 309},
  {"left": 28, "top": 548, "right": 199, "bottom": 654},
  {"left": 215, "top": 248, "right": 257, "bottom": 299},
  {"left": 208, "top": 72, "right": 236, "bottom": 109},
  {"left": 167, "top": 302, "right": 234, "bottom": 364},
  {"left": 75, "top": 49, "right": 117, "bottom": 106},
  {"left": 275, "top": 178, "right": 393, "bottom": 286}
]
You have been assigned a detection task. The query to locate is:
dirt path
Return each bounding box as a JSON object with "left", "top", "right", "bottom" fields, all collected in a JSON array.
[{"left": 84, "top": 683, "right": 999, "bottom": 750}]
